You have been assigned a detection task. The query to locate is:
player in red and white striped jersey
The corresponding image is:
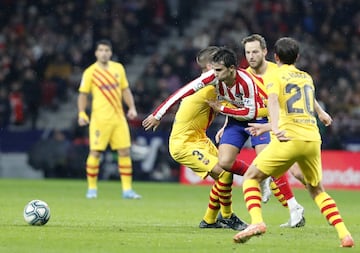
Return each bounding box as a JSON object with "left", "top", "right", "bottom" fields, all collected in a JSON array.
[
  {"left": 148, "top": 56, "right": 264, "bottom": 124},
  {"left": 143, "top": 47, "right": 269, "bottom": 181}
]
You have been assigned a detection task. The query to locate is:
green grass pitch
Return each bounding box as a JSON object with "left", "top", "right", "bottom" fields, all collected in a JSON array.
[{"left": 0, "top": 179, "right": 358, "bottom": 253}]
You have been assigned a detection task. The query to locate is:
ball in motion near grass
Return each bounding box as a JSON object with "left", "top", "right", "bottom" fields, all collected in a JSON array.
[{"left": 23, "top": 199, "right": 50, "bottom": 226}]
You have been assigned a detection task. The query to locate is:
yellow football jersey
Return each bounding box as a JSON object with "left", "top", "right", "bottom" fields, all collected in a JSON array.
[
  {"left": 79, "top": 60, "right": 128, "bottom": 121},
  {"left": 266, "top": 64, "right": 321, "bottom": 141},
  {"left": 170, "top": 85, "right": 217, "bottom": 143},
  {"left": 246, "top": 61, "right": 278, "bottom": 106},
  {"left": 169, "top": 85, "right": 219, "bottom": 178}
]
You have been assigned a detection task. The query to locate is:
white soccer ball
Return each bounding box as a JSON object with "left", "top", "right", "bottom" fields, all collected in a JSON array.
[{"left": 23, "top": 200, "right": 51, "bottom": 226}]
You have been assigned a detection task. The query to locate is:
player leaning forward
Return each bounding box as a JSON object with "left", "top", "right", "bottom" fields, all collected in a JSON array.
[
  {"left": 77, "top": 39, "right": 141, "bottom": 199},
  {"left": 143, "top": 47, "right": 263, "bottom": 229},
  {"left": 233, "top": 37, "right": 354, "bottom": 248}
]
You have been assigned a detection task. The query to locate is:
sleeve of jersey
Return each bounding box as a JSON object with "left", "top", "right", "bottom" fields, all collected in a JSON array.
[
  {"left": 78, "top": 70, "right": 91, "bottom": 93},
  {"left": 152, "top": 71, "right": 216, "bottom": 120},
  {"left": 220, "top": 70, "right": 258, "bottom": 121}
]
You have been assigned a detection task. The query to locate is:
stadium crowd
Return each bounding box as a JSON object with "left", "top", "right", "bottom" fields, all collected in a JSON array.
[
  {"left": 0, "top": 0, "right": 359, "bottom": 151},
  {"left": 133, "top": 0, "right": 360, "bottom": 149}
]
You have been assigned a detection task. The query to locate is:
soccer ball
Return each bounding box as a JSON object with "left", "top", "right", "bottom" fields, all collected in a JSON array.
[{"left": 23, "top": 200, "right": 51, "bottom": 226}]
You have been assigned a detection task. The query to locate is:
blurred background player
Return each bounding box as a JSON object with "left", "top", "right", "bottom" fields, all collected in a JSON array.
[
  {"left": 77, "top": 39, "right": 141, "bottom": 199},
  {"left": 233, "top": 37, "right": 354, "bottom": 248},
  {"left": 143, "top": 46, "right": 249, "bottom": 230}
]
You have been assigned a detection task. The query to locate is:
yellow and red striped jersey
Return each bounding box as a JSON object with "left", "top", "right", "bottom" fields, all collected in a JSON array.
[
  {"left": 246, "top": 61, "right": 278, "bottom": 106},
  {"left": 267, "top": 64, "right": 321, "bottom": 141},
  {"left": 79, "top": 61, "right": 128, "bottom": 121}
]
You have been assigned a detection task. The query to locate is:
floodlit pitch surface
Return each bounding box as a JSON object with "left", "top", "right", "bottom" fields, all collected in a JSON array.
[{"left": 1, "top": 179, "right": 358, "bottom": 253}]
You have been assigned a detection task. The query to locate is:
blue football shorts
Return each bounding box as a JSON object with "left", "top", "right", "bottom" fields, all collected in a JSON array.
[{"left": 219, "top": 117, "right": 270, "bottom": 149}]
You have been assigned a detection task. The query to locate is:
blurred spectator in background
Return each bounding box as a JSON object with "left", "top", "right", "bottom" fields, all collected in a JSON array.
[
  {"left": 0, "top": 0, "right": 358, "bottom": 153},
  {"left": 22, "top": 68, "right": 41, "bottom": 129},
  {"left": 0, "top": 87, "right": 10, "bottom": 128},
  {"left": 8, "top": 81, "right": 25, "bottom": 125},
  {"left": 28, "top": 129, "right": 72, "bottom": 178}
]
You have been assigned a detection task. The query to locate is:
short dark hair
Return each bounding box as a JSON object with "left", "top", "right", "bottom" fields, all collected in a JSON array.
[
  {"left": 274, "top": 37, "right": 299, "bottom": 65},
  {"left": 95, "top": 39, "right": 112, "bottom": 50},
  {"left": 212, "top": 47, "right": 238, "bottom": 68},
  {"left": 196, "top": 46, "right": 219, "bottom": 70},
  {"left": 241, "top": 34, "right": 267, "bottom": 49}
]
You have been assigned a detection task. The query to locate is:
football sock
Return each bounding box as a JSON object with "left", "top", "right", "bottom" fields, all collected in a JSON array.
[
  {"left": 217, "top": 171, "right": 233, "bottom": 218},
  {"left": 270, "top": 180, "right": 287, "bottom": 207},
  {"left": 287, "top": 197, "right": 299, "bottom": 210},
  {"left": 203, "top": 183, "right": 220, "bottom": 224},
  {"left": 118, "top": 156, "right": 133, "bottom": 191},
  {"left": 243, "top": 179, "right": 263, "bottom": 224},
  {"left": 315, "top": 192, "right": 350, "bottom": 239},
  {"left": 228, "top": 159, "right": 248, "bottom": 176},
  {"left": 271, "top": 174, "right": 294, "bottom": 208},
  {"left": 86, "top": 155, "right": 100, "bottom": 189}
]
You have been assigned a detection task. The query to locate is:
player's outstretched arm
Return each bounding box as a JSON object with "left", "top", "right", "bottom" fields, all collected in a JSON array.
[
  {"left": 142, "top": 114, "right": 160, "bottom": 131},
  {"left": 314, "top": 99, "right": 332, "bottom": 126},
  {"left": 246, "top": 122, "right": 271, "bottom": 136}
]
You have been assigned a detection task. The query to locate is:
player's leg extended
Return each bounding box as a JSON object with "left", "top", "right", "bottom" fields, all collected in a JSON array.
[
  {"left": 215, "top": 171, "right": 248, "bottom": 231},
  {"left": 234, "top": 140, "right": 292, "bottom": 243},
  {"left": 233, "top": 165, "right": 267, "bottom": 243},
  {"left": 217, "top": 171, "right": 233, "bottom": 218},
  {"left": 313, "top": 190, "right": 354, "bottom": 247},
  {"left": 85, "top": 151, "right": 101, "bottom": 198},
  {"left": 200, "top": 181, "right": 221, "bottom": 228},
  {"left": 298, "top": 142, "right": 354, "bottom": 247},
  {"left": 170, "top": 139, "right": 223, "bottom": 228},
  {"left": 86, "top": 120, "right": 109, "bottom": 198},
  {"left": 271, "top": 172, "right": 305, "bottom": 228},
  {"left": 117, "top": 148, "right": 138, "bottom": 195},
  {"left": 252, "top": 126, "right": 272, "bottom": 203},
  {"left": 112, "top": 121, "right": 141, "bottom": 199}
]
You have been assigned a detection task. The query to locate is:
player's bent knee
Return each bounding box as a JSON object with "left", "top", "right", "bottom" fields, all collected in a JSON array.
[
  {"left": 217, "top": 158, "right": 234, "bottom": 170},
  {"left": 244, "top": 165, "right": 267, "bottom": 181}
]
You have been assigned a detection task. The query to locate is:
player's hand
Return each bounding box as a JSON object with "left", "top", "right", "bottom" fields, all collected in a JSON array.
[
  {"left": 318, "top": 111, "right": 332, "bottom": 126},
  {"left": 246, "top": 123, "right": 270, "bottom": 136},
  {"left": 127, "top": 107, "right": 138, "bottom": 120},
  {"left": 142, "top": 114, "right": 160, "bottom": 131},
  {"left": 272, "top": 128, "right": 291, "bottom": 142},
  {"left": 206, "top": 100, "right": 222, "bottom": 113},
  {"left": 78, "top": 111, "right": 90, "bottom": 126},
  {"left": 215, "top": 127, "right": 224, "bottom": 144}
]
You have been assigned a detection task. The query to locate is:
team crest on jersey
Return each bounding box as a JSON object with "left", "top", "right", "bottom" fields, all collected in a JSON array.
[
  {"left": 194, "top": 82, "right": 204, "bottom": 91},
  {"left": 203, "top": 159, "right": 210, "bottom": 165}
]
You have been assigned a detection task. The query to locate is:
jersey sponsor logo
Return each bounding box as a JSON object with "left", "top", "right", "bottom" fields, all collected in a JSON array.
[
  {"left": 235, "top": 92, "right": 243, "bottom": 98},
  {"left": 100, "top": 83, "right": 118, "bottom": 90},
  {"left": 217, "top": 95, "right": 244, "bottom": 107}
]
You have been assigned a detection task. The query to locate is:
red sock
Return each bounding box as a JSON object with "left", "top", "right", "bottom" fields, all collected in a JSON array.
[
  {"left": 228, "top": 159, "right": 248, "bottom": 176},
  {"left": 272, "top": 174, "right": 293, "bottom": 200}
]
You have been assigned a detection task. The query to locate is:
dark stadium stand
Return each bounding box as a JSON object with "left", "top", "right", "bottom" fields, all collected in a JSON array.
[{"left": 0, "top": 0, "right": 359, "bottom": 178}]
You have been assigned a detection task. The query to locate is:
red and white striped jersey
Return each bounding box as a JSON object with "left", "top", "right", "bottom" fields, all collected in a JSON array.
[{"left": 152, "top": 68, "right": 264, "bottom": 121}]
